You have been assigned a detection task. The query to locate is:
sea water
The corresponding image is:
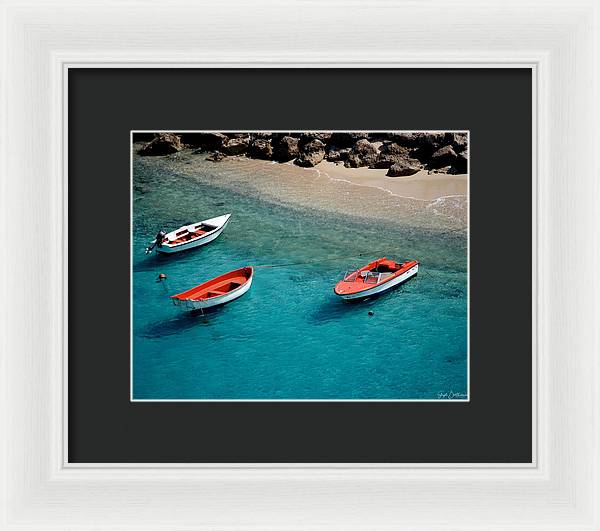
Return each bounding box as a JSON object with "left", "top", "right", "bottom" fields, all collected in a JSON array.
[{"left": 132, "top": 149, "right": 468, "bottom": 400}]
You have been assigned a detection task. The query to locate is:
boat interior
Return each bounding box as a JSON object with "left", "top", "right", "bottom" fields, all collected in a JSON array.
[
  {"left": 169, "top": 223, "right": 218, "bottom": 245},
  {"left": 172, "top": 268, "right": 251, "bottom": 301},
  {"left": 196, "top": 280, "right": 244, "bottom": 300},
  {"left": 343, "top": 260, "right": 406, "bottom": 285}
]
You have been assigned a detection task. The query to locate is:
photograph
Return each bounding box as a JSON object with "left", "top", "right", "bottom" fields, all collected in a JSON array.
[{"left": 131, "top": 131, "right": 469, "bottom": 401}]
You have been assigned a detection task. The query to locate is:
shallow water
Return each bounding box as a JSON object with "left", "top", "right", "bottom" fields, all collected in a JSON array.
[{"left": 132, "top": 149, "right": 468, "bottom": 399}]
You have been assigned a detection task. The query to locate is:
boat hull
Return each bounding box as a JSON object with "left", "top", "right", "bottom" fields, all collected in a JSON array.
[
  {"left": 171, "top": 268, "right": 253, "bottom": 310},
  {"left": 336, "top": 263, "right": 418, "bottom": 300},
  {"left": 156, "top": 214, "right": 230, "bottom": 254}
]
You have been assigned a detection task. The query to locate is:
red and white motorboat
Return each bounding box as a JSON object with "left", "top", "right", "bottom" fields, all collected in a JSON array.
[
  {"left": 146, "top": 214, "right": 231, "bottom": 254},
  {"left": 171, "top": 266, "right": 253, "bottom": 310},
  {"left": 334, "top": 257, "right": 419, "bottom": 300}
]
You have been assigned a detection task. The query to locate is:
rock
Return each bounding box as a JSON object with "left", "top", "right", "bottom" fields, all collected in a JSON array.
[
  {"left": 206, "top": 151, "right": 226, "bottom": 162},
  {"left": 329, "top": 132, "right": 370, "bottom": 147},
  {"left": 379, "top": 141, "right": 410, "bottom": 156},
  {"left": 453, "top": 150, "right": 468, "bottom": 173},
  {"left": 295, "top": 139, "right": 325, "bottom": 167},
  {"left": 138, "top": 133, "right": 183, "bottom": 156},
  {"left": 181, "top": 132, "right": 227, "bottom": 150},
  {"left": 386, "top": 160, "right": 421, "bottom": 177},
  {"left": 345, "top": 139, "right": 379, "bottom": 168},
  {"left": 249, "top": 138, "right": 273, "bottom": 160},
  {"left": 299, "top": 132, "right": 333, "bottom": 146},
  {"left": 253, "top": 132, "right": 273, "bottom": 139},
  {"left": 221, "top": 136, "right": 250, "bottom": 155},
  {"left": 429, "top": 145, "right": 458, "bottom": 168},
  {"left": 388, "top": 132, "right": 448, "bottom": 163},
  {"left": 373, "top": 156, "right": 421, "bottom": 170},
  {"left": 445, "top": 132, "right": 468, "bottom": 153},
  {"left": 326, "top": 146, "right": 351, "bottom": 162},
  {"left": 273, "top": 135, "right": 300, "bottom": 161},
  {"left": 390, "top": 132, "right": 446, "bottom": 148},
  {"left": 371, "top": 142, "right": 413, "bottom": 169}
]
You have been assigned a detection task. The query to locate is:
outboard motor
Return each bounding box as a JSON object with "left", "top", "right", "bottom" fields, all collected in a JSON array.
[
  {"left": 155, "top": 229, "right": 167, "bottom": 247},
  {"left": 145, "top": 229, "right": 167, "bottom": 254}
]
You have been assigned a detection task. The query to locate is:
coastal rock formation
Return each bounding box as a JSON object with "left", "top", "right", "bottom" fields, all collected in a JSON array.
[
  {"left": 181, "top": 132, "right": 227, "bottom": 150},
  {"left": 273, "top": 135, "right": 300, "bottom": 162},
  {"left": 253, "top": 132, "right": 273, "bottom": 139},
  {"left": 249, "top": 138, "right": 273, "bottom": 160},
  {"left": 221, "top": 136, "right": 250, "bottom": 155},
  {"left": 429, "top": 145, "right": 458, "bottom": 169},
  {"left": 371, "top": 142, "right": 414, "bottom": 169},
  {"left": 406, "top": 132, "right": 446, "bottom": 148},
  {"left": 138, "top": 133, "right": 183, "bottom": 156},
  {"left": 330, "top": 132, "right": 369, "bottom": 147},
  {"left": 454, "top": 150, "right": 468, "bottom": 173},
  {"left": 135, "top": 131, "right": 469, "bottom": 175},
  {"left": 326, "top": 146, "right": 351, "bottom": 162},
  {"left": 445, "top": 132, "right": 468, "bottom": 153},
  {"left": 345, "top": 139, "right": 379, "bottom": 168},
  {"left": 386, "top": 160, "right": 421, "bottom": 177},
  {"left": 300, "top": 132, "right": 333, "bottom": 145},
  {"left": 295, "top": 139, "right": 326, "bottom": 167}
]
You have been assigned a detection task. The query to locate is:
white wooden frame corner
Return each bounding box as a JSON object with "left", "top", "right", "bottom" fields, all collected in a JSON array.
[{"left": 1, "top": 0, "right": 599, "bottom": 529}]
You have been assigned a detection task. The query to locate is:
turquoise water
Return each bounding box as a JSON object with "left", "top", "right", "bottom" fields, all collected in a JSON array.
[{"left": 132, "top": 150, "right": 468, "bottom": 400}]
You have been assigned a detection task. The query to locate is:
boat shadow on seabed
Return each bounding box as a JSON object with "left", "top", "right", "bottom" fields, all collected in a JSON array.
[
  {"left": 140, "top": 305, "right": 229, "bottom": 338},
  {"left": 308, "top": 280, "right": 418, "bottom": 326}
]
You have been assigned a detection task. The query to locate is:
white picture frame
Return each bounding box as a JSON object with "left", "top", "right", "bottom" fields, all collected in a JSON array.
[{"left": 1, "top": 0, "right": 598, "bottom": 529}]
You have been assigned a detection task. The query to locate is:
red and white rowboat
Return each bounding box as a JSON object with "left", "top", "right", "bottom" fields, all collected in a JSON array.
[
  {"left": 171, "top": 266, "right": 253, "bottom": 310},
  {"left": 148, "top": 214, "right": 231, "bottom": 254},
  {"left": 334, "top": 258, "right": 419, "bottom": 300}
]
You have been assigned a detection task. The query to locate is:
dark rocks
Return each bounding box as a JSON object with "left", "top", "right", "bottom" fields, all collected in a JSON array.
[
  {"left": 379, "top": 141, "right": 410, "bottom": 156},
  {"left": 221, "top": 136, "right": 250, "bottom": 155},
  {"left": 388, "top": 133, "right": 447, "bottom": 163},
  {"left": 390, "top": 132, "right": 446, "bottom": 148},
  {"left": 345, "top": 139, "right": 379, "bottom": 168},
  {"left": 249, "top": 138, "right": 273, "bottom": 160},
  {"left": 371, "top": 142, "right": 413, "bottom": 169},
  {"left": 273, "top": 135, "right": 300, "bottom": 162},
  {"left": 252, "top": 132, "right": 273, "bottom": 139},
  {"left": 429, "top": 145, "right": 458, "bottom": 169},
  {"left": 295, "top": 139, "right": 326, "bottom": 167},
  {"left": 206, "top": 151, "right": 226, "bottom": 162},
  {"left": 454, "top": 150, "right": 468, "bottom": 173},
  {"left": 326, "top": 146, "right": 351, "bottom": 163},
  {"left": 330, "top": 132, "right": 369, "bottom": 147},
  {"left": 445, "top": 132, "right": 468, "bottom": 153},
  {"left": 138, "top": 133, "right": 183, "bottom": 156},
  {"left": 137, "top": 131, "right": 469, "bottom": 174},
  {"left": 300, "top": 132, "right": 333, "bottom": 146},
  {"left": 386, "top": 160, "right": 421, "bottom": 177},
  {"left": 181, "top": 132, "right": 227, "bottom": 150}
]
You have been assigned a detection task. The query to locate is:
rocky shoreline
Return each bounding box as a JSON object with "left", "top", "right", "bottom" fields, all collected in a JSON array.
[{"left": 134, "top": 131, "right": 468, "bottom": 177}]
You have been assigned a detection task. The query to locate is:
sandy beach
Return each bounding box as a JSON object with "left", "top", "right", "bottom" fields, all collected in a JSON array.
[
  {"left": 317, "top": 161, "right": 468, "bottom": 202},
  {"left": 138, "top": 146, "right": 469, "bottom": 231}
]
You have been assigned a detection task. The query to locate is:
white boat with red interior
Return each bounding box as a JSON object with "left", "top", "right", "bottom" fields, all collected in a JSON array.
[
  {"left": 170, "top": 266, "right": 253, "bottom": 310},
  {"left": 334, "top": 257, "right": 419, "bottom": 300},
  {"left": 146, "top": 213, "right": 231, "bottom": 254}
]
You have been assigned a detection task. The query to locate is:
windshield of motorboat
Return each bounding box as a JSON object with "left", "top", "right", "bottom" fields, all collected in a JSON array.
[
  {"left": 364, "top": 271, "right": 380, "bottom": 284},
  {"left": 342, "top": 270, "right": 360, "bottom": 282}
]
